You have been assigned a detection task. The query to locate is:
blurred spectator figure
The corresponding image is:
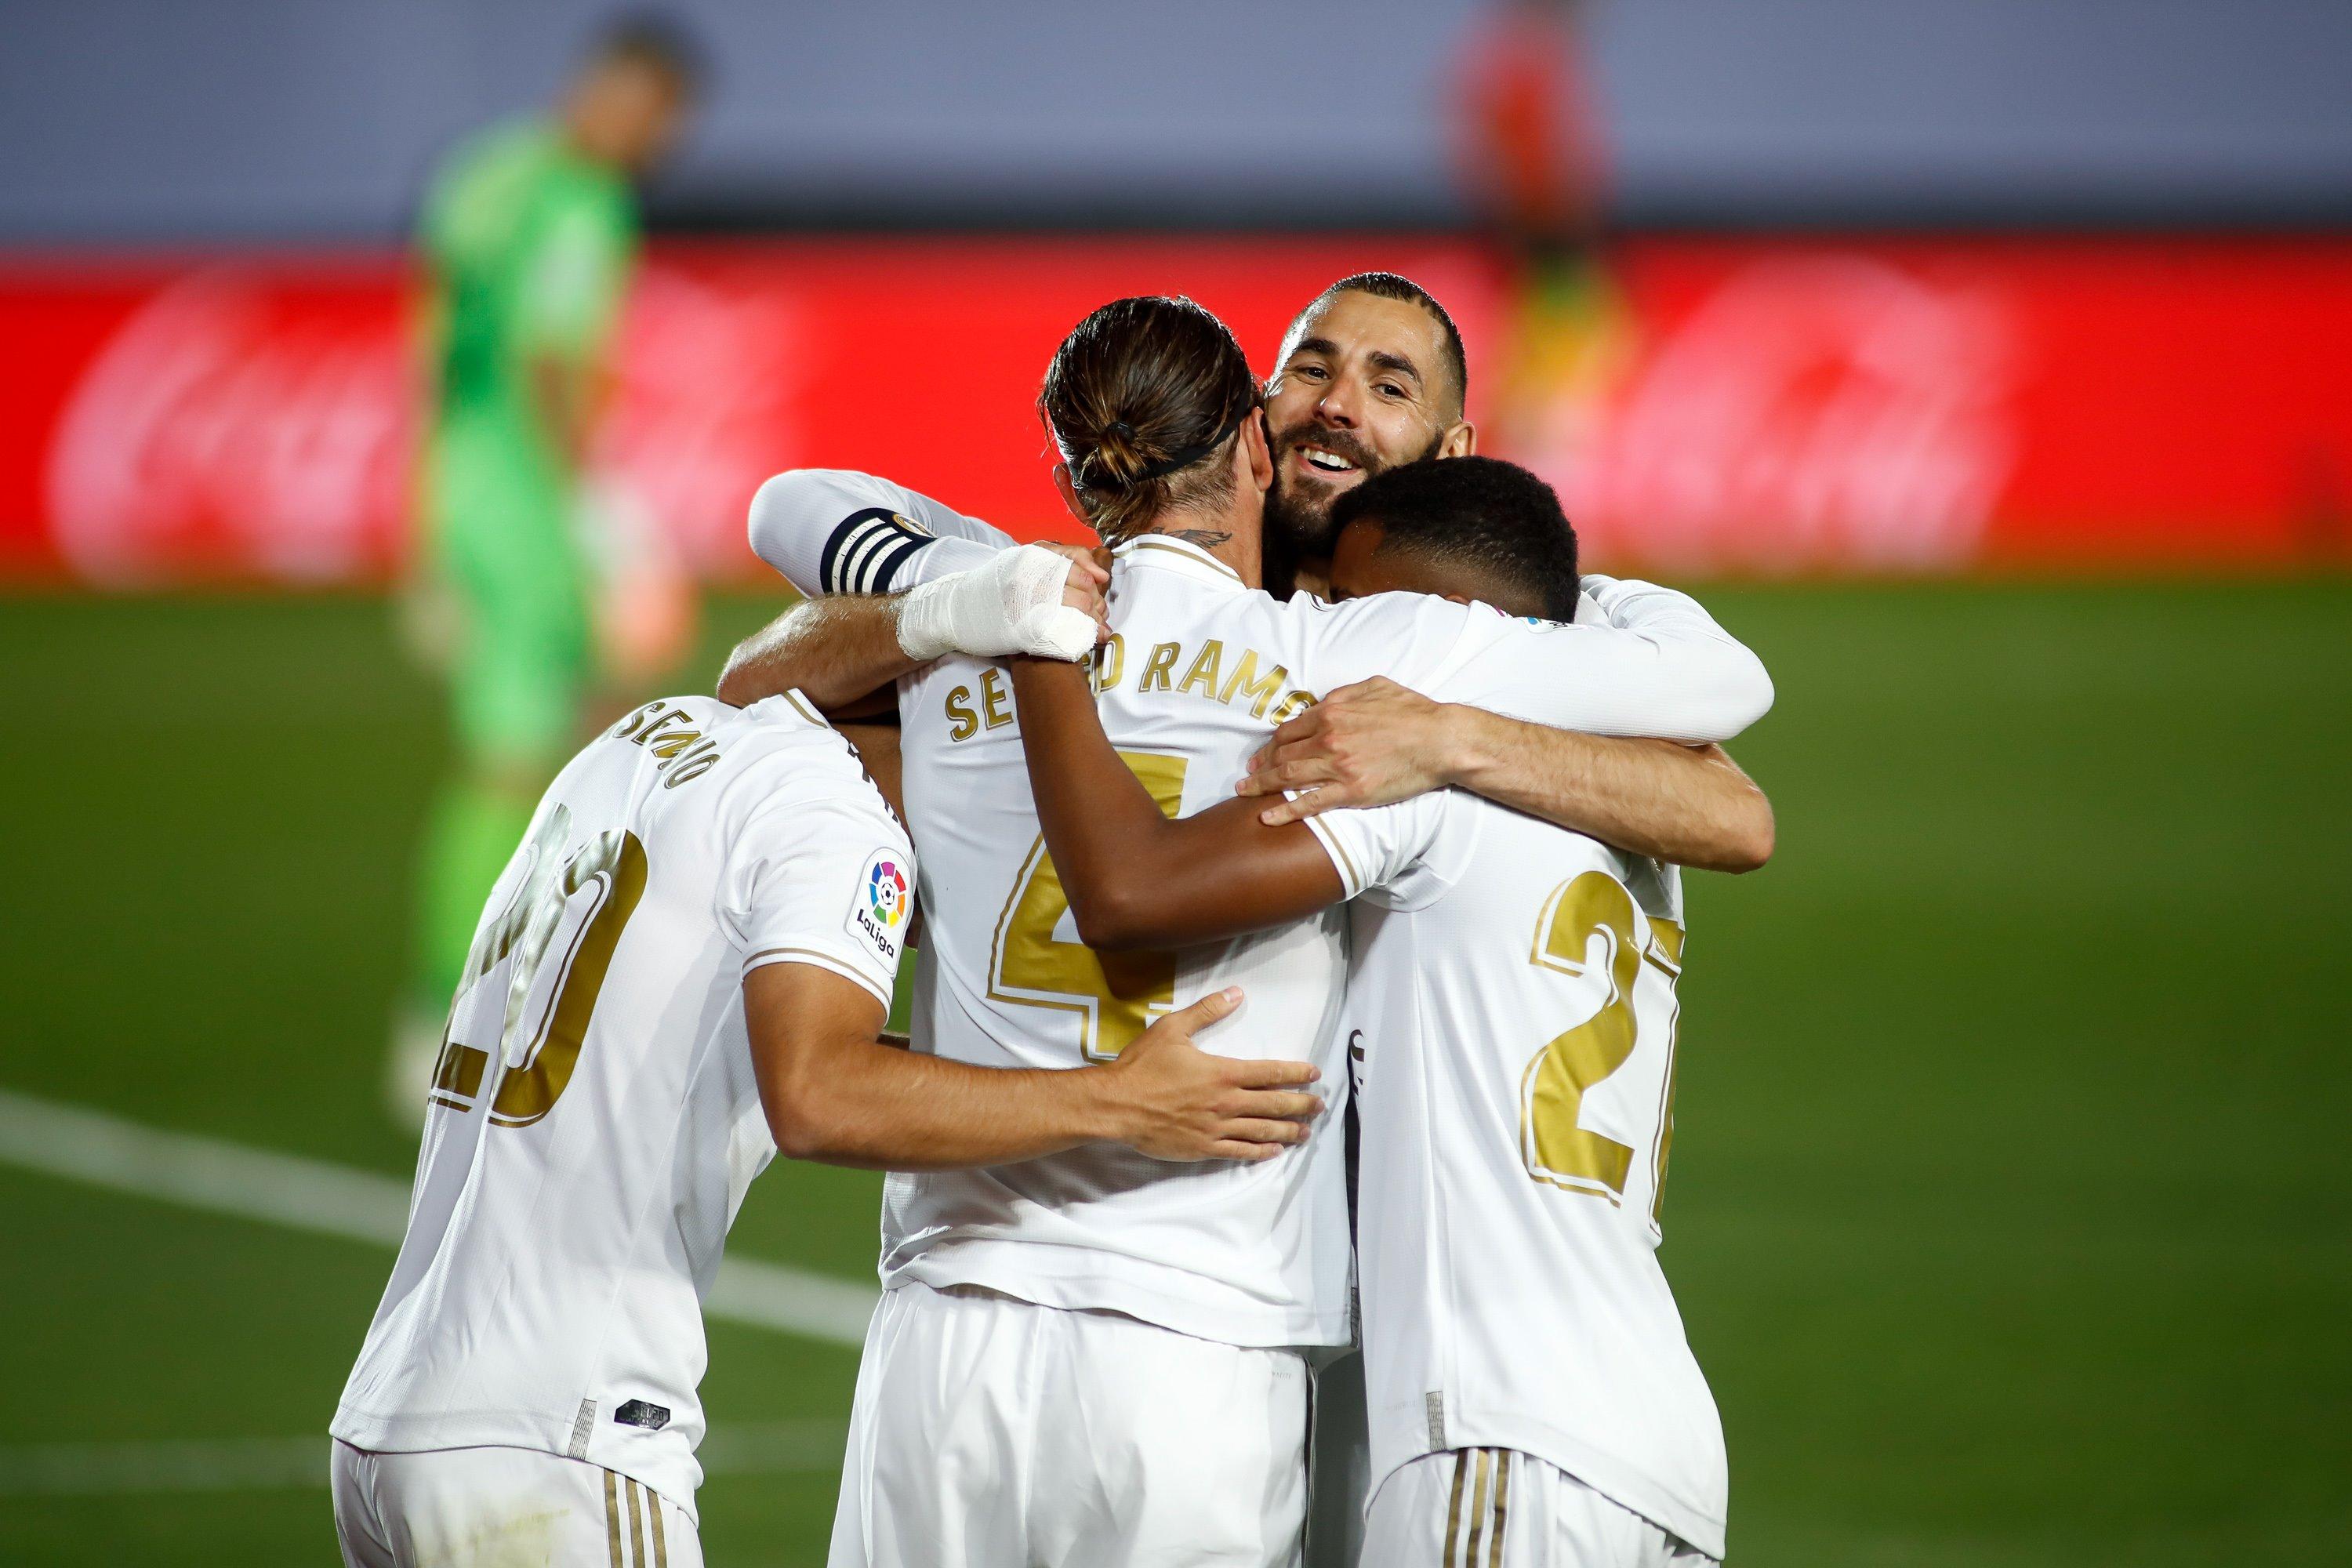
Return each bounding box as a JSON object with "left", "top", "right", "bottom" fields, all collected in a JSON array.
[
  {"left": 392, "top": 15, "right": 703, "bottom": 1122},
  {"left": 1454, "top": 0, "right": 1635, "bottom": 477}
]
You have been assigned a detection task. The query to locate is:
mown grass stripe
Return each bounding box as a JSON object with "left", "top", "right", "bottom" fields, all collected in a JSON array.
[{"left": 0, "top": 1087, "right": 877, "bottom": 1346}]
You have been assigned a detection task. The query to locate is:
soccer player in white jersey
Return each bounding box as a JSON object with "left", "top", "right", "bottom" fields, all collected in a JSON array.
[
  {"left": 730, "top": 272, "right": 1766, "bottom": 1568},
  {"left": 328, "top": 682, "right": 1330, "bottom": 1568},
  {"left": 1007, "top": 455, "right": 1744, "bottom": 1566},
  {"left": 716, "top": 296, "right": 1771, "bottom": 1566}
]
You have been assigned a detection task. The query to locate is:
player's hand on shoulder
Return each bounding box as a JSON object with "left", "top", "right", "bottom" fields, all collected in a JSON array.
[
  {"left": 897, "top": 543, "right": 1109, "bottom": 663},
  {"left": 1095, "top": 988, "right": 1323, "bottom": 1163},
  {"left": 1236, "top": 677, "right": 1463, "bottom": 826},
  {"left": 1034, "top": 542, "right": 1113, "bottom": 641}
]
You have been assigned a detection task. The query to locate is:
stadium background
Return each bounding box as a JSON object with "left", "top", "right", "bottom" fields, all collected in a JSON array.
[{"left": 2, "top": 2, "right": 2347, "bottom": 1564}]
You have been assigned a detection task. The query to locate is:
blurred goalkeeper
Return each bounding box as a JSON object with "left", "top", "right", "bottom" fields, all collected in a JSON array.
[{"left": 394, "top": 16, "right": 702, "bottom": 1117}]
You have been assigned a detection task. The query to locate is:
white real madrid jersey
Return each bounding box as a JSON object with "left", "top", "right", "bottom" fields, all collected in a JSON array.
[
  {"left": 332, "top": 694, "right": 913, "bottom": 1515},
  {"left": 1314, "top": 792, "right": 1728, "bottom": 1559},
  {"left": 880, "top": 514, "right": 1773, "bottom": 1350}
]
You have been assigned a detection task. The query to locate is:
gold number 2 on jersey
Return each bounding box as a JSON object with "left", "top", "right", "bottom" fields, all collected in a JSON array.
[
  {"left": 428, "top": 808, "right": 648, "bottom": 1126},
  {"left": 987, "top": 752, "right": 1188, "bottom": 1061},
  {"left": 1520, "top": 869, "right": 1684, "bottom": 1219}
]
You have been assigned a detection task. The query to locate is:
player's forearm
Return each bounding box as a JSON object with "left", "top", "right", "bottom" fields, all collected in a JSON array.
[
  {"left": 721, "top": 546, "right": 1103, "bottom": 713},
  {"left": 1011, "top": 659, "right": 1341, "bottom": 948},
  {"left": 716, "top": 594, "right": 916, "bottom": 713},
  {"left": 1009, "top": 658, "right": 1185, "bottom": 944},
  {"left": 1447, "top": 710, "right": 1775, "bottom": 872},
  {"left": 771, "top": 1048, "right": 1123, "bottom": 1171}
]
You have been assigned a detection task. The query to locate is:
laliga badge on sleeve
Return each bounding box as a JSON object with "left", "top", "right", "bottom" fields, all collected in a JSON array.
[{"left": 848, "top": 849, "right": 911, "bottom": 967}]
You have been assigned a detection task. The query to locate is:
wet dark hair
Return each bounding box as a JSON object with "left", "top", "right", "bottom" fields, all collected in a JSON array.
[
  {"left": 593, "top": 12, "right": 707, "bottom": 94},
  {"left": 1040, "top": 296, "right": 1261, "bottom": 543},
  {"left": 1330, "top": 456, "right": 1579, "bottom": 620},
  {"left": 1288, "top": 271, "right": 1468, "bottom": 412}
]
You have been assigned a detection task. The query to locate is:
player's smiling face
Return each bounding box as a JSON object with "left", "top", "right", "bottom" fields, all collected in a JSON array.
[{"left": 1261, "top": 292, "right": 1468, "bottom": 560}]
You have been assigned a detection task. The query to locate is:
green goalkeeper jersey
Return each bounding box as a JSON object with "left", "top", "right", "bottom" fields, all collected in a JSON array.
[
  {"left": 421, "top": 118, "right": 635, "bottom": 457},
  {"left": 416, "top": 119, "right": 637, "bottom": 764}
]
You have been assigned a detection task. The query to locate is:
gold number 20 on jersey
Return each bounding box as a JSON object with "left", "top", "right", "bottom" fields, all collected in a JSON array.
[
  {"left": 1521, "top": 869, "right": 1684, "bottom": 1220},
  {"left": 988, "top": 752, "right": 1189, "bottom": 1062},
  {"left": 428, "top": 809, "right": 648, "bottom": 1127}
]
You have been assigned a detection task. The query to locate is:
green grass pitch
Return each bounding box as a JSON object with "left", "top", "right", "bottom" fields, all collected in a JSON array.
[{"left": 0, "top": 581, "right": 2345, "bottom": 1565}]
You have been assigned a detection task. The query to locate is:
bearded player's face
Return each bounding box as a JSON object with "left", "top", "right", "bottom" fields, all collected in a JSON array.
[{"left": 1261, "top": 291, "right": 1461, "bottom": 561}]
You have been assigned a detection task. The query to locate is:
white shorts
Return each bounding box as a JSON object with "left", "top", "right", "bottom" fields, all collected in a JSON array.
[
  {"left": 332, "top": 1440, "right": 702, "bottom": 1568},
  {"left": 1360, "top": 1450, "right": 1715, "bottom": 1568},
  {"left": 828, "top": 1282, "right": 1309, "bottom": 1567}
]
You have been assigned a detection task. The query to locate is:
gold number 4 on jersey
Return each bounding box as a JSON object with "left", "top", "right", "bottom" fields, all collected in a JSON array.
[
  {"left": 987, "top": 752, "right": 1189, "bottom": 1062},
  {"left": 1520, "top": 869, "right": 1684, "bottom": 1220}
]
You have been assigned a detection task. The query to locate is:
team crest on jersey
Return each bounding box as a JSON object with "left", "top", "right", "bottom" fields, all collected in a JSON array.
[{"left": 849, "top": 849, "right": 910, "bottom": 965}]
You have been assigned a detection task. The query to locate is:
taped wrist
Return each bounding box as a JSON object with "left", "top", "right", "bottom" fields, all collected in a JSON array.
[{"left": 895, "top": 545, "right": 1098, "bottom": 662}]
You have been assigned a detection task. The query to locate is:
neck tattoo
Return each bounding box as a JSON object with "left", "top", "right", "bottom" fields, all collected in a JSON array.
[{"left": 1169, "top": 528, "right": 1233, "bottom": 550}]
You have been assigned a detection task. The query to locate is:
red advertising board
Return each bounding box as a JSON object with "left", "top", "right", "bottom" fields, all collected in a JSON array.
[{"left": 2, "top": 235, "right": 2347, "bottom": 584}]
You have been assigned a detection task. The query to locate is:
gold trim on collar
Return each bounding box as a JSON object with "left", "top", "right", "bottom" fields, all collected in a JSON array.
[{"left": 1127, "top": 536, "right": 1244, "bottom": 585}]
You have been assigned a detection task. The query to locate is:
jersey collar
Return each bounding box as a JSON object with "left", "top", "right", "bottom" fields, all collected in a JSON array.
[{"left": 1112, "top": 532, "right": 1249, "bottom": 593}]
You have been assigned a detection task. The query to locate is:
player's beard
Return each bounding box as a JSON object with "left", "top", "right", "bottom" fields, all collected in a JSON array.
[{"left": 1261, "top": 421, "right": 1442, "bottom": 597}]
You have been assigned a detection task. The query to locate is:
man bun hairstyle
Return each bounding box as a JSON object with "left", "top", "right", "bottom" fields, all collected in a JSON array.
[
  {"left": 1040, "top": 296, "right": 1261, "bottom": 543},
  {"left": 1298, "top": 271, "right": 1468, "bottom": 412},
  {"left": 1330, "top": 456, "right": 1580, "bottom": 621}
]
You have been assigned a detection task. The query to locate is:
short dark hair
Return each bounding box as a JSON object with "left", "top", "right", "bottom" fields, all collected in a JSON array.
[
  {"left": 1290, "top": 271, "right": 1468, "bottom": 412},
  {"left": 593, "top": 12, "right": 707, "bottom": 93},
  {"left": 1330, "top": 456, "right": 1579, "bottom": 621}
]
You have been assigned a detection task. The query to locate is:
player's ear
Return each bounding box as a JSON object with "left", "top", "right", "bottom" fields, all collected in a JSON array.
[
  {"left": 1051, "top": 463, "right": 1091, "bottom": 531},
  {"left": 1439, "top": 420, "right": 1477, "bottom": 459},
  {"left": 1241, "top": 408, "right": 1272, "bottom": 495}
]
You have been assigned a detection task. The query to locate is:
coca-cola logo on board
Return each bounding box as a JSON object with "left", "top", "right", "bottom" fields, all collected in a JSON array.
[
  {"left": 45, "top": 264, "right": 804, "bottom": 585},
  {"left": 1519, "top": 256, "right": 2021, "bottom": 574},
  {"left": 48, "top": 274, "right": 412, "bottom": 584}
]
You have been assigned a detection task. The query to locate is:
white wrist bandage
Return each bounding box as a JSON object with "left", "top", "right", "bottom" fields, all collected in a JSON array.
[{"left": 895, "top": 545, "right": 1099, "bottom": 663}]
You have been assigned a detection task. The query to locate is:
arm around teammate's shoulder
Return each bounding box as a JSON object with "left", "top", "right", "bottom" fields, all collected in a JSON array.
[
  {"left": 714, "top": 543, "right": 1109, "bottom": 714},
  {"left": 1448, "top": 720, "right": 1776, "bottom": 872},
  {"left": 714, "top": 592, "right": 910, "bottom": 715},
  {"left": 1236, "top": 679, "right": 1776, "bottom": 873},
  {"left": 747, "top": 468, "right": 1017, "bottom": 597},
  {"left": 1563, "top": 574, "right": 1776, "bottom": 742},
  {"left": 1321, "top": 580, "right": 1773, "bottom": 746}
]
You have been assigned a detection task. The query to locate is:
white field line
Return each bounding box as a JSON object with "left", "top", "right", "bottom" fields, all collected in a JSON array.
[
  {"left": 0, "top": 1087, "right": 879, "bottom": 1348},
  {"left": 0, "top": 1420, "right": 848, "bottom": 1497}
]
